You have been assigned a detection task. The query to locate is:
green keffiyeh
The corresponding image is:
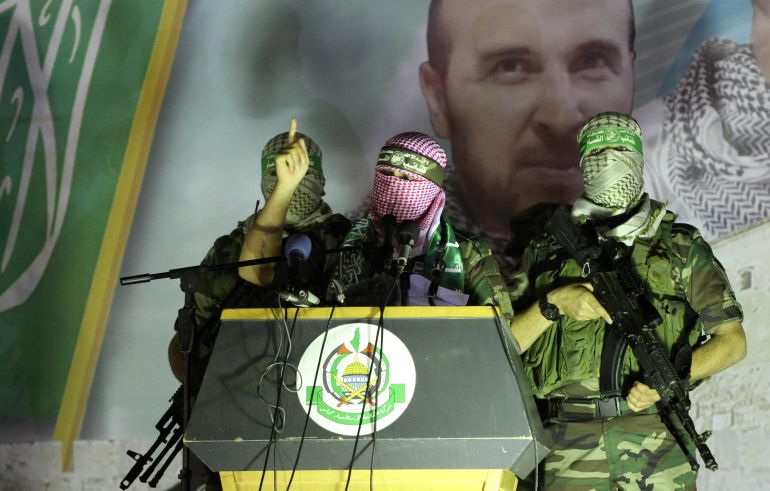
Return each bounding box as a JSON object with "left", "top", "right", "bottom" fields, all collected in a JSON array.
[
  {"left": 578, "top": 112, "right": 645, "bottom": 210},
  {"left": 260, "top": 171, "right": 329, "bottom": 228},
  {"left": 259, "top": 131, "right": 329, "bottom": 228},
  {"left": 571, "top": 193, "right": 667, "bottom": 245},
  {"left": 260, "top": 131, "right": 323, "bottom": 176}
]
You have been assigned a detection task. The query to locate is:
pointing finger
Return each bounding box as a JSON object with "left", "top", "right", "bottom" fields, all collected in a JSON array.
[
  {"left": 288, "top": 118, "right": 297, "bottom": 144},
  {"left": 597, "top": 304, "right": 613, "bottom": 324}
]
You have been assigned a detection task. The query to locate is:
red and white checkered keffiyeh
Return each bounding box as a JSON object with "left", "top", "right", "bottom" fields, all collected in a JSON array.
[
  {"left": 370, "top": 133, "right": 447, "bottom": 248},
  {"left": 385, "top": 132, "right": 447, "bottom": 167}
]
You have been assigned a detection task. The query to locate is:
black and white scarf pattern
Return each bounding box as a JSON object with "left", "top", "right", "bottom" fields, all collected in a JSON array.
[{"left": 663, "top": 38, "right": 770, "bottom": 238}]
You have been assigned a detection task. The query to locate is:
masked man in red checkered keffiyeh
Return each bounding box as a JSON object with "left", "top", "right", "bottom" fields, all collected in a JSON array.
[{"left": 327, "top": 132, "right": 513, "bottom": 318}]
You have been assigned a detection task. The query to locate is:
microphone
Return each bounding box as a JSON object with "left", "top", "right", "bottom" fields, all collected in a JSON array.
[
  {"left": 379, "top": 214, "right": 398, "bottom": 271},
  {"left": 281, "top": 233, "right": 318, "bottom": 307},
  {"left": 325, "top": 214, "right": 352, "bottom": 242},
  {"left": 284, "top": 233, "right": 312, "bottom": 266},
  {"left": 284, "top": 232, "right": 312, "bottom": 284},
  {"left": 395, "top": 219, "right": 418, "bottom": 275},
  {"left": 381, "top": 214, "right": 397, "bottom": 238}
]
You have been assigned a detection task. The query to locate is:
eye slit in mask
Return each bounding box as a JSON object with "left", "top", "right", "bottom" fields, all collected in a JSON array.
[{"left": 377, "top": 167, "right": 418, "bottom": 181}]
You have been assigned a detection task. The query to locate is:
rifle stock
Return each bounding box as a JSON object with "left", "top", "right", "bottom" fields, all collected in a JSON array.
[{"left": 120, "top": 386, "right": 184, "bottom": 489}]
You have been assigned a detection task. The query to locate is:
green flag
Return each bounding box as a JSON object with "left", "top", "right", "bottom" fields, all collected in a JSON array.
[{"left": 0, "top": 0, "right": 186, "bottom": 469}]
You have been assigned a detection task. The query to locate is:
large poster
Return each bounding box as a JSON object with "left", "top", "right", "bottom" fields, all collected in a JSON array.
[
  {"left": 3, "top": 0, "right": 767, "bottom": 488},
  {"left": 0, "top": 0, "right": 185, "bottom": 468}
]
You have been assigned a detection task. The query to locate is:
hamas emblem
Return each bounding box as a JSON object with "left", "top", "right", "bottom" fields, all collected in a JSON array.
[
  {"left": 296, "top": 323, "right": 416, "bottom": 436},
  {"left": 604, "top": 129, "right": 618, "bottom": 142}
]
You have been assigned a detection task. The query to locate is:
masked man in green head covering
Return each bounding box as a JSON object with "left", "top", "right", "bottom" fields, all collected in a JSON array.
[
  {"left": 238, "top": 118, "right": 338, "bottom": 286},
  {"left": 508, "top": 112, "right": 746, "bottom": 489},
  {"left": 168, "top": 119, "right": 349, "bottom": 383}
]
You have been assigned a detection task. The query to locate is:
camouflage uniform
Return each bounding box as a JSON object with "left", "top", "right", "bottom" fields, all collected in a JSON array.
[
  {"left": 327, "top": 214, "right": 513, "bottom": 320},
  {"left": 511, "top": 206, "right": 743, "bottom": 490}
]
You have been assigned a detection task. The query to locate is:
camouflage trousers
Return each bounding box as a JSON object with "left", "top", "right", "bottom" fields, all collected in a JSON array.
[{"left": 525, "top": 413, "right": 697, "bottom": 490}]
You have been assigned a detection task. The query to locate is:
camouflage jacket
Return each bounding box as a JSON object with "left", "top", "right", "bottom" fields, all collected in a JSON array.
[
  {"left": 327, "top": 214, "right": 514, "bottom": 322},
  {"left": 510, "top": 208, "right": 743, "bottom": 399}
]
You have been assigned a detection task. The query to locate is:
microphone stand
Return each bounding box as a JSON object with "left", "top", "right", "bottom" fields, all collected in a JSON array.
[
  {"left": 380, "top": 215, "right": 397, "bottom": 273},
  {"left": 120, "top": 246, "right": 362, "bottom": 286},
  {"left": 123, "top": 254, "right": 286, "bottom": 285},
  {"left": 399, "top": 268, "right": 410, "bottom": 306},
  {"left": 394, "top": 220, "right": 418, "bottom": 307}
]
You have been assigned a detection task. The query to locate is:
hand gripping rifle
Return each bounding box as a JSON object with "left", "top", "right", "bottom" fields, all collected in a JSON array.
[
  {"left": 544, "top": 206, "right": 717, "bottom": 471},
  {"left": 120, "top": 385, "right": 185, "bottom": 489}
]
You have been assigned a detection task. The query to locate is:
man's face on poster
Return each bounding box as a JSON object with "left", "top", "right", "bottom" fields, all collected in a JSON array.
[{"left": 420, "top": 0, "right": 635, "bottom": 234}]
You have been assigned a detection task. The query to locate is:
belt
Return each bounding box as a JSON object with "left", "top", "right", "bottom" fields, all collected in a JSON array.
[{"left": 538, "top": 396, "right": 658, "bottom": 422}]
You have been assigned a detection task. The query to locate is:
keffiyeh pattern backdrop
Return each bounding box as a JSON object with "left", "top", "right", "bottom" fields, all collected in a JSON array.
[{"left": 664, "top": 39, "right": 770, "bottom": 237}]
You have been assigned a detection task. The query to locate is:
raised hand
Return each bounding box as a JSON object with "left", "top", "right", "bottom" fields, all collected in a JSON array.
[
  {"left": 273, "top": 118, "right": 309, "bottom": 194},
  {"left": 239, "top": 118, "right": 311, "bottom": 286}
]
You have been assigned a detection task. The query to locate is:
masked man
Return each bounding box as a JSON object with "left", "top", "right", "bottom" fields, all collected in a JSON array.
[
  {"left": 168, "top": 119, "right": 349, "bottom": 383},
  {"left": 327, "top": 132, "right": 511, "bottom": 318},
  {"left": 508, "top": 113, "right": 746, "bottom": 489}
]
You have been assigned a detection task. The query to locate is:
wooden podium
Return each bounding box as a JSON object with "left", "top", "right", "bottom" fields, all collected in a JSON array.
[{"left": 185, "top": 306, "right": 547, "bottom": 490}]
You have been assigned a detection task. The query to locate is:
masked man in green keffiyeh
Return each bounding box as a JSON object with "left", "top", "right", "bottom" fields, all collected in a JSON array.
[
  {"left": 326, "top": 131, "right": 512, "bottom": 319},
  {"left": 509, "top": 112, "right": 746, "bottom": 489},
  {"left": 164, "top": 119, "right": 350, "bottom": 491},
  {"left": 168, "top": 119, "right": 350, "bottom": 383}
]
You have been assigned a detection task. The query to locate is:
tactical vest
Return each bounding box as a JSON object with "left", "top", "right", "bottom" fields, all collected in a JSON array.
[{"left": 523, "top": 211, "right": 700, "bottom": 398}]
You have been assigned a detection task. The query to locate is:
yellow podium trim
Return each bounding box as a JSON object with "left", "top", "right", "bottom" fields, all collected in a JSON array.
[
  {"left": 221, "top": 305, "right": 501, "bottom": 321},
  {"left": 220, "top": 469, "right": 517, "bottom": 491}
]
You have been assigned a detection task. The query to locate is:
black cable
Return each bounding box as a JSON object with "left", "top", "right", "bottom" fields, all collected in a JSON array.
[
  {"left": 258, "top": 301, "right": 287, "bottom": 491},
  {"left": 344, "top": 274, "right": 399, "bottom": 491},
  {"left": 369, "top": 303, "right": 387, "bottom": 490},
  {"left": 259, "top": 301, "right": 300, "bottom": 491},
  {"left": 286, "top": 304, "right": 337, "bottom": 490}
]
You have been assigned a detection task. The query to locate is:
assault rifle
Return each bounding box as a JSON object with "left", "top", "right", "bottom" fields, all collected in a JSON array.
[
  {"left": 544, "top": 206, "right": 717, "bottom": 471},
  {"left": 120, "top": 386, "right": 185, "bottom": 489}
]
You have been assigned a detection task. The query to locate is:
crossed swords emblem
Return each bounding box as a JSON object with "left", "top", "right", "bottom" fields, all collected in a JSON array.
[{"left": 334, "top": 373, "right": 378, "bottom": 407}]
